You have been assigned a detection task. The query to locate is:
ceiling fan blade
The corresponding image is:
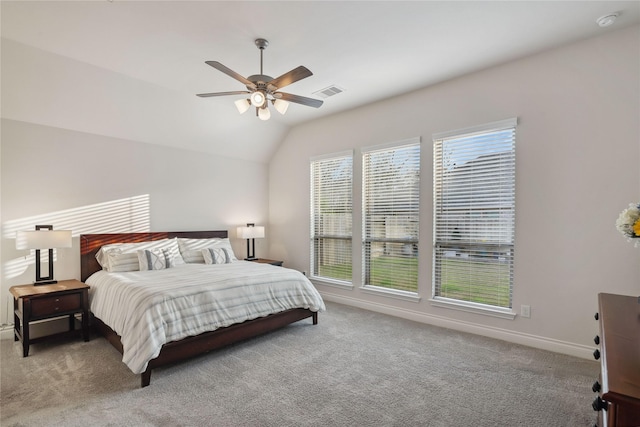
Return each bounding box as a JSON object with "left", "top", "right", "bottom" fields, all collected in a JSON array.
[
  {"left": 196, "top": 91, "right": 250, "bottom": 98},
  {"left": 205, "top": 61, "right": 257, "bottom": 90},
  {"left": 268, "top": 66, "right": 313, "bottom": 91},
  {"left": 275, "top": 92, "right": 323, "bottom": 108}
]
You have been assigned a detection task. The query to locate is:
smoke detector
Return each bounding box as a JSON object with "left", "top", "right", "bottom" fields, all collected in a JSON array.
[{"left": 596, "top": 13, "right": 619, "bottom": 27}]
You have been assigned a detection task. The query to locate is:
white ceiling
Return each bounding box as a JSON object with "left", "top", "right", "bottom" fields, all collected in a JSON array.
[{"left": 2, "top": 1, "right": 639, "bottom": 163}]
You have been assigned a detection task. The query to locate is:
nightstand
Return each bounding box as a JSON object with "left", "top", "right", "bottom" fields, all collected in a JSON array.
[
  {"left": 10, "top": 279, "right": 90, "bottom": 357},
  {"left": 249, "top": 258, "right": 284, "bottom": 267}
]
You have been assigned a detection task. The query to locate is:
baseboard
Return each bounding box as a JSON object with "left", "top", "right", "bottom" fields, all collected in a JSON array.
[
  {"left": 319, "top": 291, "right": 595, "bottom": 360},
  {"left": 0, "top": 317, "right": 77, "bottom": 341},
  {"left": 0, "top": 326, "right": 14, "bottom": 340}
]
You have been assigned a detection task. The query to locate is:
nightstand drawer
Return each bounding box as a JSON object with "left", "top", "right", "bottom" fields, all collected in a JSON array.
[{"left": 31, "top": 293, "right": 81, "bottom": 317}]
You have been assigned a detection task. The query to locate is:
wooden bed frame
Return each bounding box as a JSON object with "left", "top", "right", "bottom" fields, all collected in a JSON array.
[{"left": 80, "top": 231, "right": 318, "bottom": 388}]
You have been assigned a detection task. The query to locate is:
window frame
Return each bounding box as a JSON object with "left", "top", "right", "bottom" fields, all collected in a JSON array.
[
  {"left": 361, "top": 138, "right": 421, "bottom": 301},
  {"left": 310, "top": 151, "right": 354, "bottom": 288},
  {"left": 431, "top": 118, "right": 517, "bottom": 319}
]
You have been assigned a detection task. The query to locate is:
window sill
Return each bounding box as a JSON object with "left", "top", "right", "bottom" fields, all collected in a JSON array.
[
  {"left": 310, "top": 277, "right": 354, "bottom": 290},
  {"left": 360, "top": 285, "right": 421, "bottom": 303},
  {"left": 429, "top": 297, "right": 516, "bottom": 320}
]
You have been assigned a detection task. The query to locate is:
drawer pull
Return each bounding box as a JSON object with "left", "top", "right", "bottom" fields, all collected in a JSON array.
[
  {"left": 592, "top": 396, "right": 607, "bottom": 411},
  {"left": 594, "top": 335, "right": 600, "bottom": 345},
  {"left": 593, "top": 349, "right": 600, "bottom": 360},
  {"left": 592, "top": 381, "right": 601, "bottom": 393},
  {"left": 594, "top": 312, "right": 599, "bottom": 320}
]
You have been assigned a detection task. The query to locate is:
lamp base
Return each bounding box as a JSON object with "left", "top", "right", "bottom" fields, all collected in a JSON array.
[
  {"left": 245, "top": 257, "right": 258, "bottom": 261},
  {"left": 34, "top": 279, "right": 58, "bottom": 286}
]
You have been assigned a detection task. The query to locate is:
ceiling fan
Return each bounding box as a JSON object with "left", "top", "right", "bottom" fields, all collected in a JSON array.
[{"left": 197, "top": 38, "right": 323, "bottom": 120}]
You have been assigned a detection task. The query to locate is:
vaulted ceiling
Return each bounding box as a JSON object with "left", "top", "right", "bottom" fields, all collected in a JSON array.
[{"left": 2, "top": 1, "right": 639, "bottom": 163}]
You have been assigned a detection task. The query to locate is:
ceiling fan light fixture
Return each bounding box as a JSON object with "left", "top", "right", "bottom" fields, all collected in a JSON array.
[
  {"left": 250, "top": 91, "right": 266, "bottom": 107},
  {"left": 258, "top": 106, "right": 271, "bottom": 121},
  {"left": 273, "top": 99, "right": 289, "bottom": 115},
  {"left": 235, "top": 99, "right": 251, "bottom": 114}
]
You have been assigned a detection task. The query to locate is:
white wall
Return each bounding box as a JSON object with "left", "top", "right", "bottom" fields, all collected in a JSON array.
[
  {"left": 0, "top": 119, "right": 270, "bottom": 325},
  {"left": 269, "top": 26, "right": 640, "bottom": 358}
]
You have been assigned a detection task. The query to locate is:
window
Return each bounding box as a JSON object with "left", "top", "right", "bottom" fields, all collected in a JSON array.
[
  {"left": 363, "top": 139, "right": 420, "bottom": 293},
  {"left": 433, "top": 118, "right": 516, "bottom": 313},
  {"left": 310, "top": 152, "right": 353, "bottom": 283}
]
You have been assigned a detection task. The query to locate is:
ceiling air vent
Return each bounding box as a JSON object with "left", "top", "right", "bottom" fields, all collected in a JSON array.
[{"left": 313, "top": 85, "right": 345, "bottom": 99}]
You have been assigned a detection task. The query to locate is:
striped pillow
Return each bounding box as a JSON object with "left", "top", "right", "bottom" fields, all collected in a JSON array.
[
  {"left": 202, "top": 247, "right": 232, "bottom": 265},
  {"left": 106, "top": 251, "right": 140, "bottom": 272},
  {"left": 178, "top": 238, "right": 222, "bottom": 263},
  {"left": 137, "top": 249, "right": 172, "bottom": 271},
  {"left": 96, "top": 238, "right": 184, "bottom": 268}
]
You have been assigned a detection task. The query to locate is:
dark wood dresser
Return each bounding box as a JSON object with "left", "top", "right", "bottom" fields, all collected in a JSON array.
[{"left": 592, "top": 293, "right": 640, "bottom": 427}]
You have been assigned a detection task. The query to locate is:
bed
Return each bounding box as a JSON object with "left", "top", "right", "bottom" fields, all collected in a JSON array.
[{"left": 80, "top": 230, "right": 324, "bottom": 387}]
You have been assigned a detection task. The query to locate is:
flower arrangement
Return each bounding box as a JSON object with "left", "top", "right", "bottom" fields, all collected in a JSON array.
[{"left": 616, "top": 202, "right": 640, "bottom": 247}]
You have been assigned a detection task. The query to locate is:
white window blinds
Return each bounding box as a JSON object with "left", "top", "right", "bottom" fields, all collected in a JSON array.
[
  {"left": 433, "top": 119, "right": 516, "bottom": 309},
  {"left": 363, "top": 139, "right": 420, "bottom": 293},
  {"left": 310, "top": 152, "right": 353, "bottom": 282}
]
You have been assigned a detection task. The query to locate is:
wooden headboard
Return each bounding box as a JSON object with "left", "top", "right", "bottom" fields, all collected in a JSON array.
[{"left": 80, "top": 231, "right": 228, "bottom": 282}]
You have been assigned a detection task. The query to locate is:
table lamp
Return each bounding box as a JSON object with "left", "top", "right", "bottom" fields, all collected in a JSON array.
[
  {"left": 16, "top": 225, "right": 72, "bottom": 285},
  {"left": 237, "top": 223, "right": 265, "bottom": 260}
]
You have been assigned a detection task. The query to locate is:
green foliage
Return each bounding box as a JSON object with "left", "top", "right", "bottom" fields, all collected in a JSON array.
[
  {"left": 318, "top": 257, "right": 510, "bottom": 308},
  {"left": 438, "top": 259, "right": 511, "bottom": 307}
]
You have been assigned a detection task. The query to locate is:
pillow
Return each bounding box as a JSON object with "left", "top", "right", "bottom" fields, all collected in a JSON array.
[
  {"left": 96, "top": 238, "right": 184, "bottom": 268},
  {"left": 180, "top": 249, "right": 207, "bottom": 264},
  {"left": 105, "top": 251, "right": 140, "bottom": 273},
  {"left": 209, "top": 238, "right": 238, "bottom": 261},
  {"left": 202, "top": 247, "right": 233, "bottom": 265},
  {"left": 178, "top": 238, "right": 237, "bottom": 263},
  {"left": 138, "top": 249, "right": 172, "bottom": 271}
]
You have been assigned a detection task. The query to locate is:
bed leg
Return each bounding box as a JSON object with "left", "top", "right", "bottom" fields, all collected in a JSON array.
[
  {"left": 312, "top": 311, "right": 318, "bottom": 325},
  {"left": 141, "top": 369, "right": 152, "bottom": 388}
]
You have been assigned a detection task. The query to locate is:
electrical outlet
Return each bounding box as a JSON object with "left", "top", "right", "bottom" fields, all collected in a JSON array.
[{"left": 521, "top": 304, "right": 531, "bottom": 318}]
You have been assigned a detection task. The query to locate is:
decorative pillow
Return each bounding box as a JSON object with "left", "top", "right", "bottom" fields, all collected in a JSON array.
[
  {"left": 178, "top": 238, "right": 237, "bottom": 263},
  {"left": 178, "top": 238, "right": 221, "bottom": 263},
  {"left": 105, "top": 251, "right": 140, "bottom": 272},
  {"left": 137, "top": 249, "right": 172, "bottom": 271},
  {"left": 209, "top": 238, "right": 238, "bottom": 261},
  {"left": 96, "top": 238, "right": 184, "bottom": 268},
  {"left": 202, "top": 247, "right": 233, "bottom": 265}
]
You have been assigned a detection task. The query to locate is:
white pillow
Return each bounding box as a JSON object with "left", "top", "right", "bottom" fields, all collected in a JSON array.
[
  {"left": 178, "top": 238, "right": 236, "bottom": 263},
  {"left": 96, "top": 238, "right": 184, "bottom": 268},
  {"left": 105, "top": 251, "right": 140, "bottom": 272},
  {"left": 138, "top": 249, "right": 172, "bottom": 271},
  {"left": 209, "top": 239, "right": 237, "bottom": 261},
  {"left": 202, "top": 247, "right": 233, "bottom": 264}
]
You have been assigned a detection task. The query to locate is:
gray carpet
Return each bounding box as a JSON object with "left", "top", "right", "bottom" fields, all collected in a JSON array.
[{"left": 1, "top": 302, "right": 598, "bottom": 426}]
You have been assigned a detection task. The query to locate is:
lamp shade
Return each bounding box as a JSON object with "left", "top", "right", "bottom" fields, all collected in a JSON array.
[
  {"left": 258, "top": 107, "right": 271, "bottom": 121},
  {"left": 16, "top": 230, "right": 72, "bottom": 250},
  {"left": 235, "top": 99, "right": 251, "bottom": 114},
  {"left": 237, "top": 226, "right": 265, "bottom": 239},
  {"left": 273, "top": 99, "right": 289, "bottom": 115}
]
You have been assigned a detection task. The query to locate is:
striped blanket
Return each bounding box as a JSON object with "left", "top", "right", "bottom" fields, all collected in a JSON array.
[{"left": 87, "top": 262, "right": 325, "bottom": 374}]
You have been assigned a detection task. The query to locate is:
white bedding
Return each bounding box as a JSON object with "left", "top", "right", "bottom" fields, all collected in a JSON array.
[{"left": 87, "top": 261, "right": 325, "bottom": 374}]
